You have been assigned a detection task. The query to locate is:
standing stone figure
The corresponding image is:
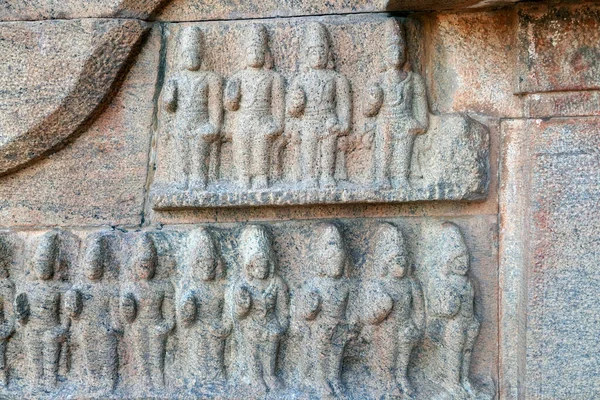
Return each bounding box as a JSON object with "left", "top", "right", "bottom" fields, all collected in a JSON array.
[
  {"left": 428, "top": 222, "right": 480, "bottom": 398},
  {"left": 224, "top": 24, "right": 285, "bottom": 190},
  {"left": 177, "top": 228, "right": 231, "bottom": 386},
  {"left": 163, "top": 26, "right": 223, "bottom": 191},
  {"left": 66, "top": 233, "right": 119, "bottom": 391},
  {"left": 363, "top": 223, "right": 425, "bottom": 397},
  {"left": 0, "top": 238, "right": 15, "bottom": 387},
  {"left": 15, "top": 232, "right": 70, "bottom": 389},
  {"left": 120, "top": 233, "right": 175, "bottom": 391},
  {"left": 364, "top": 19, "right": 428, "bottom": 189},
  {"left": 230, "top": 225, "right": 289, "bottom": 394},
  {"left": 299, "top": 223, "right": 356, "bottom": 398},
  {"left": 288, "top": 22, "right": 352, "bottom": 189}
]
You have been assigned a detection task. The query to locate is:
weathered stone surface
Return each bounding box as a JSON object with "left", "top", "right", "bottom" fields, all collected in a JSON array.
[
  {"left": 157, "top": 0, "right": 519, "bottom": 22},
  {"left": 500, "top": 117, "right": 600, "bottom": 398},
  {"left": 0, "top": 18, "right": 149, "bottom": 176},
  {"left": 517, "top": 3, "right": 600, "bottom": 93},
  {"left": 150, "top": 16, "right": 490, "bottom": 209},
  {"left": 525, "top": 91, "right": 600, "bottom": 118},
  {"left": 0, "top": 0, "right": 168, "bottom": 21},
  {"left": 0, "top": 24, "right": 160, "bottom": 227},
  {"left": 0, "top": 217, "right": 497, "bottom": 399},
  {"left": 427, "top": 8, "right": 522, "bottom": 117}
]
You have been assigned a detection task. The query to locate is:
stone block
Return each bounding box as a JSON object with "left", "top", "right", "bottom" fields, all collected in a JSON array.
[
  {"left": 0, "top": 23, "right": 161, "bottom": 227},
  {"left": 500, "top": 117, "right": 600, "bottom": 398},
  {"left": 517, "top": 3, "right": 600, "bottom": 93}
]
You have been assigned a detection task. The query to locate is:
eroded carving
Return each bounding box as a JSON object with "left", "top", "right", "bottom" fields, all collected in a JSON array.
[
  {"left": 120, "top": 233, "right": 175, "bottom": 390},
  {"left": 224, "top": 25, "right": 285, "bottom": 190},
  {"left": 288, "top": 22, "right": 352, "bottom": 189},
  {"left": 362, "top": 223, "right": 425, "bottom": 397},
  {"left": 177, "top": 227, "right": 231, "bottom": 386},
  {"left": 0, "top": 237, "right": 14, "bottom": 387},
  {"left": 428, "top": 222, "right": 481, "bottom": 399},
  {"left": 230, "top": 225, "right": 289, "bottom": 394},
  {"left": 364, "top": 20, "right": 428, "bottom": 189},
  {"left": 163, "top": 27, "right": 223, "bottom": 191},
  {"left": 67, "top": 232, "right": 119, "bottom": 392},
  {"left": 16, "top": 232, "right": 70, "bottom": 389},
  {"left": 299, "top": 223, "right": 356, "bottom": 398}
]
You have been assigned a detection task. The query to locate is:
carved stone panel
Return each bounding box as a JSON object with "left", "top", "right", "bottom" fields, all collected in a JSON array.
[
  {"left": 150, "top": 15, "right": 490, "bottom": 209},
  {"left": 0, "top": 218, "right": 496, "bottom": 399}
]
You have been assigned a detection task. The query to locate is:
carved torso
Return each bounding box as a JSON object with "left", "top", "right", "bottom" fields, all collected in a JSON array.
[
  {"left": 79, "top": 282, "right": 115, "bottom": 330},
  {"left": 25, "top": 282, "right": 61, "bottom": 328},
  {"left": 182, "top": 281, "right": 224, "bottom": 326},
  {"left": 298, "top": 69, "right": 338, "bottom": 119},
  {"left": 173, "top": 71, "right": 213, "bottom": 126},
  {"left": 312, "top": 277, "right": 350, "bottom": 321},
  {"left": 237, "top": 69, "right": 276, "bottom": 115},
  {"left": 127, "top": 280, "right": 170, "bottom": 324},
  {"left": 380, "top": 71, "right": 414, "bottom": 118}
]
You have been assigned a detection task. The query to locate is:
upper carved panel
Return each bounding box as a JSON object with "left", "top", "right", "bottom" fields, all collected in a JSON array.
[{"left": 151, "top": 16, "right": 490, "bottom": 209}]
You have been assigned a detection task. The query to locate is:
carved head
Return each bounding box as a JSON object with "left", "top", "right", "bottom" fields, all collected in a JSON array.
[
  {"left": 33, "top": 231, "right": 58, "bottom": 281},
  {"left": 310, "top": 223, "right": 346, "bottom": 279},
  {"left": 132, "top": 233, "right": 157, "bottom": 281},
  {"left": 245, "top": 24, "right": 269, "bottom": 69},
  {"left": 83, "top": 233, "right": 109, "bottom": 281},
  {"left": 0, "top": 237, "right": 11, "bottom": 279},
  {"left": 439, "top": 222, "right": 470, "bottom": 276},
  {"left": 305, "top": 22, "right": 331, "bottom": 70},
  {"left": 240, "top": 225, "right": 275, "bottom": 281},
  {"left": 373, "top": 223, "right": 409, "bottom": 279},
  {"left": 383, "top": 19, "right": 407, "bottom": 69},
  {"left": 179, "top": 26, "right": 203, "bottom": 71},
  {"left": 187, "top": 227, "right": 218, "bottom": 281}
]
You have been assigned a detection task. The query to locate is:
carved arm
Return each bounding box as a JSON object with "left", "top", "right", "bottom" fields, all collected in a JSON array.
[
  {"left": 364, "top": 83, "right": 384, "bottom": 117},
  {"left": 411, "top": 73, "right": 429, "bottom": 134},
  {"left": 224, "top": 77, "right": 241, "bottom": 111},
  {"left": 208, "top": 74, "right": 224, "bottom": 135},
  {"left": 163, "top": 78, "right": 178, "bottom": 113},
  {"left": 335, "top": 74, "right": 352, "bottom": 135},
  {"left": 286, "top": 80, "right": 306, "bottom": 118},
  {"left": 14, "top": 293, "right": 29, "bottom": 325}
]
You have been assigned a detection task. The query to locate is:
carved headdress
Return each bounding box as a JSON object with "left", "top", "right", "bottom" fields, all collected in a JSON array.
[
  {"left": 438, "top": 221, "right": 470, "bottom": 275},
  {"left": 309, "top": 222, "right": 349, "bottom": 278},
  {"left": 245, "top": 24, "right": 274, "bottom": 69},
  {"left": 131, "top": 232, "right": 158, "bottom": 280},
  {"left": 384, "top": 18, "right": 406, "bottom": 48},
  {"left": 372, "top": 222, "right": 408, "bottom": 278},
  {"left": 239, "top": 224, "right": 277, "bottom": 278},
  {"left": 179, "top": 26, "right": 204, "bottom": 70},
  {"left": 303, "top": 22, "right": 335, "bottom": 70},
  {"left": 186, "top": 227, "right": 222, "bottom": 280}
]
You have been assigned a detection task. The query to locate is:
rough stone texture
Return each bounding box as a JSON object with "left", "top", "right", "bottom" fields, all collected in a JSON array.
[
  {"left": 0, "top": 18, "right": 149, "bottom": 176},
  {"left": 0, "top": 24, "right": 160, "bottom": 227},
  {"left": 150, "top": 16, "right": 490, "bottom": 209},
  {"left": 0, "top": 217, "right": 496, "bottom": 399},
  {"left": 516, "top": 2, "right": 600, "bottom": 94},
  {"left": 501, "top": 117, "right": 600, "bottom": 399},
  {"left": 0, "top": 0, "right": 169, "bottom": 21}
]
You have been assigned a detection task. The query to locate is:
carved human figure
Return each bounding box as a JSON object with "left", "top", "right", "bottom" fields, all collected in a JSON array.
[
  {"left": 230, "top": 225, "right": 289, "bottom": 394},
  {"left": 428, "top": 222, "right": 480, "bottom": 398},
  {"left": 120, "top": 233, "right": 175, "bottom": 390},
  {"left": 15, "top": 232, "right": 70, "bottom": 389},
  {"left": 163, "top": 26, "right": 223, "bottom": 191},
  {"left": 364, "top": 19, "right": 428, "bottom": 189},
  {"left": 299, "top": 223, "right": 356, "bottom": 398},
  {"left": 0, "top": 238, "right": 15, "bottom": 387},
  {"left": 362, "top": 223, "right": 425, "bottom": 397},
  {"left": 65, "top": 233, "right": 119, "bottom": 391},
  {"left": 177, "top": 228, "right": 231, "bottom": 385},
  {"left": 287, "top": 22, "right": 352, "bottom": 189},
  {"left": 224, "top": 24, "right": 285, "bottom": 190}
]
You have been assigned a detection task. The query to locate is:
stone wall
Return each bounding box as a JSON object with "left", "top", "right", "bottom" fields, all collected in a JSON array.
[{"left": 0, "top": 0, "right": 598, "bottom": 399}]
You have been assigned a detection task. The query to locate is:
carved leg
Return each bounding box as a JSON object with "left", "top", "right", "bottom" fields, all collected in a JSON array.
[
  {"left": 328, "top": 340, "right": 346, "bottom": 397},
  {"left": 319, "top": 135, "right": 338, "bottom": 188},
  {"left": 149, "top": 333, "right": 166, "bottom": 390},
  {"left": 190, "top": 137, "right": 210, "bottom": 190},
  {"left": 25, "top": 332, "right": 44, "bottom": 388},
  {"left": 301, "top": 127, "right": 319, "bottom": 188},
  {"left": 0, "top": 340, "right": 7, "bottom": 386},
  {"left": 374, "top": 124, "right": 392, "bottom": 189},
  {"left": 396, "top": 340, "right": 416, "bottom": 397},
  {"left": 374, "top": 328, "right": 400, "bottom": 396},
  {"left": 461, "top": 320, "right": 481, "bottom": 396},
  {"left": 262, "top": 336, "right": 282, "bottom": 391},
  {"left": 42, "top": 332, "right": 61, "bottom": 388},
  {"left": 442, "top": 321, "right": 468, "bottom": 397},
  {"left": 232, "top": 133, "right": 251, "bottom": 189},
  {"left": 248, "top": 342, "right": 267, "bottom": 395},
  {"left": 252, "top": 134, "right": 270, "bottom": 190},
  {"left": 390, "top": 130, "right": 415, "bottom": 189},
  {"left": 174, "top": 134, "right": 190, "bottom": 191}
]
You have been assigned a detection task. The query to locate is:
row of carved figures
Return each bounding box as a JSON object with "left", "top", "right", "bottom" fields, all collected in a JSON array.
[
  {"left": 0, "top": 222, "right": 483, "bottom": 399},
  {"left": 160, "top": 19, "right": 429, "bottom": 192}
]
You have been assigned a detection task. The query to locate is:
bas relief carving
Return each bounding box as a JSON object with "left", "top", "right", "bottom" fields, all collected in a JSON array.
[
  {"left": 152, "top": 17, "right": 490, "bottom": 208},
  {"left": 0, "top": 221, "right": 494, "bottom": 399}
]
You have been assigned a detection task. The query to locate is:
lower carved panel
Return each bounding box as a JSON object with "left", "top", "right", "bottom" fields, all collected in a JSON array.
[{"left": 0, "top": 218, "right": 497, "bottom": 399}]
